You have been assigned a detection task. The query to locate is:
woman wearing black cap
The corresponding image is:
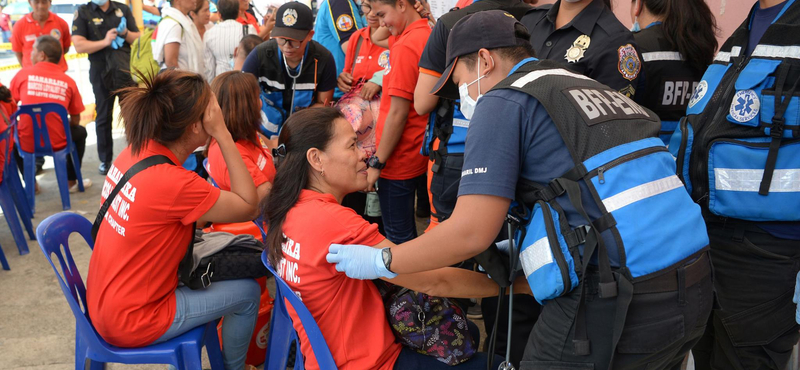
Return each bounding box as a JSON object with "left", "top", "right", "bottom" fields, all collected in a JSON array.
[{"left": 521, "top": 0, "right": 643, "bottom": 99}]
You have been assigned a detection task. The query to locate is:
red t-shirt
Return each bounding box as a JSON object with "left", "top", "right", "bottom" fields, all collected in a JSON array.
[
  {"left": 10, "top": 61, "right": 85, "bottom": 153},
  {"left": 343, "top": 27, "right": 388, "bottom": 82},
  {"left": 11, "top": 12, "right": 71, "bottom": 71},
  {"left": 236, "top": 12, "right": 260, "bottom": 32},
  {"left": 87, "top": 141, "right": 221, "bottom": 347},
  {"left": 375, "top": 19, "right": 431, "bottom": 180},
  {"left": 206, "top": 138, "right": 275, "bottom": 191},
  {"left": 279, "top": 190, "right": 402, "bottom": 370}
]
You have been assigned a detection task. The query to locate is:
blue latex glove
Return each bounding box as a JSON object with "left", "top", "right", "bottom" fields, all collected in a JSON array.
[
  {"left": 112, "top": 17, "right": 127, "bottom": 49},
  {"left": 794, "top": 271, "right": 800, "bottom": 324},
  {"left": 326, "top": 244, "right": 397, "bottom": 280}
]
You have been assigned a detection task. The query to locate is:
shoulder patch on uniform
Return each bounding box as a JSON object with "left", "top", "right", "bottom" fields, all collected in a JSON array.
[
  {"left": 336, "top": 14, "right": 353, "bottom": 32},
  {"left": 688, "top": 80, "right": 708, "bottom": 108},
  {"left": 617, "top": 44, "right": 640, "bottom": 81},
  {"left": 73, "top": 10, "right": 79, "bottom": 20}
]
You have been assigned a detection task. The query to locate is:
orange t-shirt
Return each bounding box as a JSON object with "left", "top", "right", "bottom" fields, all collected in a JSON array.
[
  {"left": 11, "top": 12, "right": 71, "bottom": 71},
  {"left": 279, "top": 190, "right": 402, "bottom": 370},
  {"left": 10, "top": 62, "right": 85, "bottom": 153},
  {"left": 375, "top": 19, "right": 431, "bottom": 180},
  {"left": 236, "top": 12, "right": 260, "bottom": 32},
  {"left": 87, "top": 141, "right": 221, "bottom": 347},
  {"left": 206, "top": 138, "right": 276, "bottom": 191},
  {"left": 343, "top": 27, "right": 388, "bottom": 82}
]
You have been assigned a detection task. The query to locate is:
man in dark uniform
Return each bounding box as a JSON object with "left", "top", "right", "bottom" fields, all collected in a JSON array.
[
  {"left": 522, "top": 0, "right": 642, "bottom": 98},
  {"left": 672, "top": 0, "right": 800, "bottom": 369},
  {"left": 328, "top": 10, "right": 712, "bottom": 370},
  {"left": 71, "top": 0, "right": 139, "bottom": 175},
  {"left": 412, "top": 0, "right": 535, "bottom": 366}
]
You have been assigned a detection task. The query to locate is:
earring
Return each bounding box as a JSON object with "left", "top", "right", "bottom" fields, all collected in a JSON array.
[{"left": 320, "top": 169, "right": 325, "bottom": 177}]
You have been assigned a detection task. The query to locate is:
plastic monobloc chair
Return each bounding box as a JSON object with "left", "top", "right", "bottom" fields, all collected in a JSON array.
[
  {"left": 0, "top": 122, "right": 34, "bottom": 266},
  {"left": 15, "top": 103, "right": 85, "bottom": 213},
  {"left": 36, "top": 212, "right": 225, "bottom": 370},
  {"left": 261, "top": 250, "right": 338, "bottom": 370}
]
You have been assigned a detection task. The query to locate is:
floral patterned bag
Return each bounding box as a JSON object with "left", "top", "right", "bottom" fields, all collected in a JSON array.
[{"left": 380, "top": 284, "right": 477, "bottom": 365}]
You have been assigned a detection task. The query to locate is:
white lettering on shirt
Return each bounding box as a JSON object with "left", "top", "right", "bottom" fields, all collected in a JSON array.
[
  {"left": 278, "top": 234, "right": 301, "bottom": 285},
  {"left": 662, "top": 81, "right": 699, "bottom": 107},
  {"left": 25, "top": 75, "right": 69, "bottom": 102}
]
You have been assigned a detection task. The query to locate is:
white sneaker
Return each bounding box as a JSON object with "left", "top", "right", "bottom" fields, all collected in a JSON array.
[{"left": 69, "top": 178, "right": 92, "bottom": 193}]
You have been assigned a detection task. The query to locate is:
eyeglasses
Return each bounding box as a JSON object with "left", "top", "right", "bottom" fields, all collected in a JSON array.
[
  {"left": 360, "top": 3, "right": 371, "bottom": 13},
  {"left": 276, "top": 38, "right": 302, "bottom": 49}
]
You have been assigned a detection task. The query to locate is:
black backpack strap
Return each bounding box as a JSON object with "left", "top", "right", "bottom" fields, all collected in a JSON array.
[
  {"left": 92, "top": 155, "right": 174, "bottom": 240},
  {"left": 760, "top": 64, "right": 799, "bottom": 195}
]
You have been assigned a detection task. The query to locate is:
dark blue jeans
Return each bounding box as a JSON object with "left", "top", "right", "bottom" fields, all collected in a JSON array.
[
  {"left": 377, "top": 175, "right": 424, "bottom": 244},
  {"left": 394, "top": 347, "right": 504, "bottom": 370}
]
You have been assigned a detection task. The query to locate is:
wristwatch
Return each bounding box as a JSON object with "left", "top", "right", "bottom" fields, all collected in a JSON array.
[
  {"left": 367, "top": 155, "right": 386, "bottom": 170},
  {"left": 381, "top": 247, "right": 393, "bottom": 273}
]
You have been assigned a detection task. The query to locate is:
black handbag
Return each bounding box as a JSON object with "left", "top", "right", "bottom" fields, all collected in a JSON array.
[{"left": 178, "top": 229, "right": 268, "bottom": 290}]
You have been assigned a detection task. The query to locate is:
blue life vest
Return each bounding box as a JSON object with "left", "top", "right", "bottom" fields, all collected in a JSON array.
[
  {"left": 495, "top": 60, "right": 709, "bottom": 305},
  {"left": 670, "top": 0, "right": 800, "bottom": 222}
]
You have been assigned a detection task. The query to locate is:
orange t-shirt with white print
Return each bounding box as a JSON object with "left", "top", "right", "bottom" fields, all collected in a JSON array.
[
  {"left": 375, "top": 18, "right": 431, "bottom": 180},
  {"left": 87, "top": 141, "right": 221, "bottom": 347},
  {"left": 278, "top": 190, "right": 402, "bottom": 370},
  {"left": 206, "top": 138, "right": 275, "bottom": 191}
]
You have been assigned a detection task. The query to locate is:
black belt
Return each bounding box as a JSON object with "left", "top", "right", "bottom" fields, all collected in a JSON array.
[{"left": 633, "top": 251, "right": 710, "bottom": 294}]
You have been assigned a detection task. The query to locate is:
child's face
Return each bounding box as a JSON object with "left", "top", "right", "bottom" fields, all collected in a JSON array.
[{"left": 371, "top": 0, "right": 406, "bottom": 36}]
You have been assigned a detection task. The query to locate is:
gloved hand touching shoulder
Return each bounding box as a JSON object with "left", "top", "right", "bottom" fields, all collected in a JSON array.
[{"left": 326, "top": 244, "right": 397, "bottom": 280}]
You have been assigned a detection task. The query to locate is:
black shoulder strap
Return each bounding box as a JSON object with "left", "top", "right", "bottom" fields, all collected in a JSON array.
[{"left": 92, "top": 155, "right": 174, "bottom": 240}]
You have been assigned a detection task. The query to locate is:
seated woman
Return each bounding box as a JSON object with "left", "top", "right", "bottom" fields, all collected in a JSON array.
[
  {"left": 206, "top": 71, "right": 274, "bottom": 237},
  {"left": 86, "top": 70, "right": 261, "bottom": 370},
  {"left": 264, "top": 107, "right": 527, "bottom": 370}
]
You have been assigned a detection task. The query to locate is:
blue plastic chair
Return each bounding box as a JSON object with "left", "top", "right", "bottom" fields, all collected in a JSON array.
[
  {"left": 0, "top": 122, "right": 35, "bottom": 267},
  {"left": 203, "top": 158, "right": 268, "bottom": 243},
  {"left": 261, "top": 251, "right": 338, "bottom": 370},
  {"left": 36, "top": 212, "right": 225, "bottom": 370},
  {"left": 15, "top": 103, "right": 85, "bottom": 213}
]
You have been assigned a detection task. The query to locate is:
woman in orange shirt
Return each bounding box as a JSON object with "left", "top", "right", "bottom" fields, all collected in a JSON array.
[
  {"left": 86, "top": 71, "right": 261, "bottom": 370},
  {"left": 263, "top": 107, "right": 526, "bottom": 370},
  {"left": 206, "top": 71, "right": 274, "bottom": 237}
]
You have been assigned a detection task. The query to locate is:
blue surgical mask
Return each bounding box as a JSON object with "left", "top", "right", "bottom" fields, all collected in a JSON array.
[
  {"left": 91, "top": 0, "right": 108, "bottom": 6},
  {"left": 630, "top": 16, "right": 641, "bottom": 32}
]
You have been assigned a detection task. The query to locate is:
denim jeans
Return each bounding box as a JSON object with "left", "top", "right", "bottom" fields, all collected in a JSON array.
[
  {"left": 154, "top": 279, "right": 261, "bottom": 370},
  {"left": 377, "top": 175, "right": 424, "bottom": 244},
  {"left": 393, "top": 347, "right": 504, "bottom": 370}
]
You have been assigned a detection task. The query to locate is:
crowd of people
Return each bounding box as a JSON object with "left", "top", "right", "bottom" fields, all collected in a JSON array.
[{"left": 5, "top": 0, "right": 799, "bottom": 369}]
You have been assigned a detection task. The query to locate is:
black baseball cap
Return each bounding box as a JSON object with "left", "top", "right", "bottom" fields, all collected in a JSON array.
[
  {"left": 431, "top": 10, "right": 530, "bottom": 99},
  {"left": 272, "top": 2, "right": 314, "bottom": 41}
]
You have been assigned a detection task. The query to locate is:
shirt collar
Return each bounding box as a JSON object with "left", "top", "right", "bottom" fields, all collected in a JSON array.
[
  {"left": 397, "top": 18, "right": 429, "bottom": 40},
  {"left": 32, "top": 61, "right": 61, "bottom": 71},
  {"left": 298, "top": 189, "right": 337, "bottom": 204},
  {"left": 546, "top": 0, "right": 604, "bottom": 35},
  {"left": 25, "top": 12, "right": 54, "bottom": 24}
]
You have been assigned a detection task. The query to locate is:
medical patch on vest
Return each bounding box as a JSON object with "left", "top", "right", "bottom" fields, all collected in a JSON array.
[
  {"left": 565, "top": 34, "right": 590, "bottom": 63},
  {"left": 336, "top": 14, "right": 353, "bottom": 32},
  {"left": 729, "top": 89, "right": 760, "bottom": 122},
  {"left": 282, "top": 8, "right": 298, "bottom": 26},
  {"left": 115, "top": 8, "right": 123, "bottom": 17},
  {"left": 378, "top": 50, "right": 389, "bottom": 68},
  {"left": 563, "top": 87, "right": 655, "bottom": 126},
  {"left": 688, "top": 80, "right": 708, "bottom": 108},
  {"left": 50, "top": 29, "right": 61, "bottom": 39},
  {"left": 617, "top": 44, "right": 640, "bottom": 81}
]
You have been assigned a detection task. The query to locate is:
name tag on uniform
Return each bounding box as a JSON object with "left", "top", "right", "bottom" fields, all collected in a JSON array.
[
  {"left": 563, "top": 87, "right": 655, "bottom": 126},
  {"left": 92, "top": 18, "right": 103, "bottom": 25},
  {"left": 24, "top": 34, "right": 36, "bottom": 42}
]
